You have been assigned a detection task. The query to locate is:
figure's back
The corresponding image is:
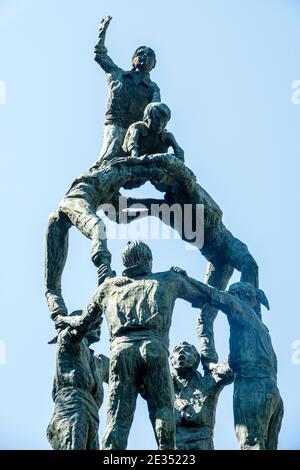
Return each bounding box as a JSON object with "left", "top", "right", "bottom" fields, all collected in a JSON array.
[{"left": 100, "top": 271, "right": 178, "bottom": 346}]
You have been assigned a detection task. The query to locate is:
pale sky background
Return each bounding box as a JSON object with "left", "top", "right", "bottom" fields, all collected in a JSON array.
[{"left": 0, "top": 0, "right": 299, "bottom": 450}]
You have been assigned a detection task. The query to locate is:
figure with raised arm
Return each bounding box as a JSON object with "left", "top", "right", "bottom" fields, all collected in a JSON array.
[
  {"left": 196, "top": 281, "right": 283, "bottom": 450},
  {"left": 93, "top": 16, "right": 161, "bottom": 166},
  {"left": 47, "top": 312, "right": 109, "bottom": 450},
  {"left": 171, "top": 341, "right": 233, "bottom": 450}
]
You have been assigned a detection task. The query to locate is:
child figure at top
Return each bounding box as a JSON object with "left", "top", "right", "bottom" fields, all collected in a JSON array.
[
  {"left": 123, "top": 102, "right": 184, "bottom": 160},
  {"left": 94, "top": 16, "right": 161, "bottom": 165}
]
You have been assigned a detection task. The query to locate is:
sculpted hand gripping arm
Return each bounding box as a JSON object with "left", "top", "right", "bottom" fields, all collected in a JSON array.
[{"left": 55, "top": 290, "right": 104, "bottom": 339}]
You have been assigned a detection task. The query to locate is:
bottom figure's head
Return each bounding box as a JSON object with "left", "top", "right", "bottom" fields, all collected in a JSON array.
[{"left": 171, "top": 341, "right": 200, "bottom": 375}]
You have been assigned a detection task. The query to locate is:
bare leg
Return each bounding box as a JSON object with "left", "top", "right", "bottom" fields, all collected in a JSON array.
[
  {"left": 44, "top": 211, "right": 71, "bottom": 318},
  {"left": 197, "top": 261, "right": 234, "bottom": 370}
]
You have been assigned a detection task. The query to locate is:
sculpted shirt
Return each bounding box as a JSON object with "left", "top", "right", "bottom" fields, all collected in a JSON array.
[
  {"left": 73, "top": 266, "right": 211, "bottom": 349},
  {"left": 123, "top": 121, "right": 170, "bottom": 156},
  {"left": 95, "top": 44, "right": 161, "bottom": 128},
  {"left": 52, "top": 329, "right": 109, "bottom": 419},
  {"left": 173, "top": 366, "right": 233, "bottom": 440}
]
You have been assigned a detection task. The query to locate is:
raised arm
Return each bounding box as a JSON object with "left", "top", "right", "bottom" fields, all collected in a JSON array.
[
  {"left": 172, "top": 268, "right": 212, "bottom": 307},
  {"left": 94, "top": 16, "right": 122, "bottom": 74}
]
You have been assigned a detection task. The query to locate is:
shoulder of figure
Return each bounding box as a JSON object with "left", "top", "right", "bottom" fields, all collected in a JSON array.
[
  {"left": 129, "top": 121, "right": 147, "bottom": 132},
  {"left": 150, "top": 79, "right": 160, "bottom": 89},
  {"left": 161, "top": 129, "right": 171, "bottom": 142},
  {"left": 157, "top": 269, "right": 182, "bottom": 284}
]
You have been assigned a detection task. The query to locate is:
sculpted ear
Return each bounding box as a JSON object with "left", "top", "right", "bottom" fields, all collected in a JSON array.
[{"left": 256, "top": 289, "right": 270, "bottom": 310}]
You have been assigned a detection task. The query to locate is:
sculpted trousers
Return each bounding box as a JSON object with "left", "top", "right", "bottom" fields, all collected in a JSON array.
[
  {"left": 233, "top": 378, "right": 284, "bottom": 450},
  {"left": 47, "top": 401, "right": 99, "bottom": 450},
  {"left": 102, "top": 338, "right": 175, "bottom": 450}
]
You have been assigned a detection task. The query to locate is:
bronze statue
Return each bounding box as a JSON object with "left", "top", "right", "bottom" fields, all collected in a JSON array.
[
  {"left": 171, "top": 341, "right": 233, "bottom": 450},
  {"left": 47, "top": 312, "right": 109, "bottom": 450}
]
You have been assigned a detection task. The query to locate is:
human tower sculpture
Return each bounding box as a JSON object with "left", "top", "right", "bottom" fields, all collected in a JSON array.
[{"left": 45, "top": 17, "right": 283, "bottom": 450}]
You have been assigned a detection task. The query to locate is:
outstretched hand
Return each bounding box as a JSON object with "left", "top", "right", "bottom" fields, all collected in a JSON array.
[{"left": 98, "top": 16, "right": 112, "bottom": 36}]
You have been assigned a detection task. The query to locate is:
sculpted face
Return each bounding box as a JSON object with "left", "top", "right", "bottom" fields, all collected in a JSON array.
[
  {"left": 171, "top": 343, "right": 199, "bottom": 372},
  {"left": 148, "top": 107, "right": 169, "bottom": 133},
  {"left": 132, "top": 47, "right": 156, "bottom": 73}
]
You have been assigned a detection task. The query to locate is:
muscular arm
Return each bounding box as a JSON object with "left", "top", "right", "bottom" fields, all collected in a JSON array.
[
  {"left": 174, "top": 271, "right": 251, "bottom": 323},
  {"left": 174, "top": 270, "right": 214, "bottom": 307},
  {"left": 208, "top": 288, "right": 251, "bottom": 323}
]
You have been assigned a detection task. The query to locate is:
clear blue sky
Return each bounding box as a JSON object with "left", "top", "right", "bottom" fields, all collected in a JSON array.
[{"left": 0, "top": 0, "right": 299, "bottom": 450}]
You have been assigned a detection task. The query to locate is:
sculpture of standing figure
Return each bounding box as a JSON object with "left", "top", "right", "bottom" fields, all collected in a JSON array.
[
  {"left": 55, "top": 240, "right": 219, "bottom": 450},
  {"left": 171, "top": 341, "right": 233, "bottom": 450},
  {"left": 93, "top": 16, "right": 161, "bottom": 166},
  {"left": 196, "top": 281, "right": 284, "bottom": 450},
  {"left": 47, "top": 312, "right": 109, "bottom": 450}
]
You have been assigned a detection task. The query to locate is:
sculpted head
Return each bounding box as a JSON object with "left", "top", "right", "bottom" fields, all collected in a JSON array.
[
  {"left": 143, "top": 102, "right": 171, "bottom": 133},
  {"left": 171, "top": 341, "right": 200, "bottom": 376},
  {"left": 131, "top": 46, "right": 156, "bottom": 73},
  {"left": 228, "top": 282, "right": 269, "bottom": 316},
  {"left": 122, "top": 240, "right": 153, "bottom": 271}
]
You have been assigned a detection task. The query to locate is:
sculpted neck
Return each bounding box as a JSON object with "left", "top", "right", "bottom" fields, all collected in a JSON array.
[{"left": 122, "top": 264, "right": 152, "bottom": 278}]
